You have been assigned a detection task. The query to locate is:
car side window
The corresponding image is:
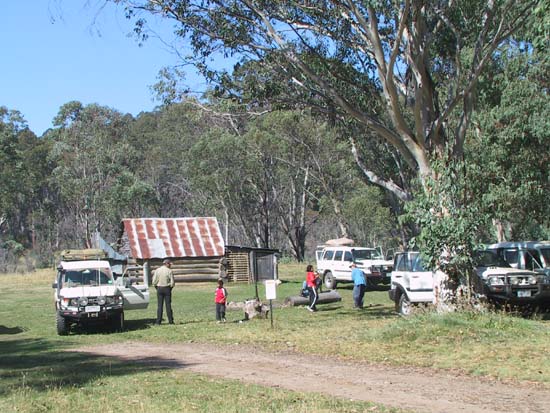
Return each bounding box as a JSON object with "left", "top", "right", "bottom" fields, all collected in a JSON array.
[
  {"left": 412, "top": 255, "right": 426, "bottom": 272},
  {"left": 324, "top": 250, "right": 334, "bottom": 260},
  {"left": 344, "top": 251, "right": 353, "bottom": 262},
  {"left": 525, "top": 250, "right": 542, "bottom": 270},
  {"left": 334, "top": 250, "right": 343, "bottom": 261},
  {"left": 395, "top": 254, "right": 407, "bottom": 271}
]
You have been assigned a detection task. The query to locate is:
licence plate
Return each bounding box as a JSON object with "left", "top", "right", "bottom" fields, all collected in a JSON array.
[
  {"left": 85, "top": 305, "right": 101, "bottom": 312},
  {"left": 517, "top": 290, "right": 531, "bottom": 298}
]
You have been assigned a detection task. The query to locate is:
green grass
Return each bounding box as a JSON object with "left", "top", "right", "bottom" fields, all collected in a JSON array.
[{"left": 1, "top": 264, "right": 549, "bottom": 411}]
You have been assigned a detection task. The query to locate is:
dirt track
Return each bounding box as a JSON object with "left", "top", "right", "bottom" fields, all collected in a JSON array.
[{"left": 74, "top": 342, "right": 550, "bottom": 413}]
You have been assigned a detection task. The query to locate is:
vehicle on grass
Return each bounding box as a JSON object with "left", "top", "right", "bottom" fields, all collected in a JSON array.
[
  {"left": 316, "top": 246, "right": 392, "bottom": 289},
  {"left": 388, "top": 251, "right": 435, "bottom": 315},
  {"left": 388, "top": 250, "right": 550, "bottom": 315},
  {"left": 486, "top": 241, "right": 550, "bottom": 277},
  {"left": 52, "top": 249, "right": 149, "bottom": 335},
  {"left": 473, "top": 250, "right": 550, "bottom": 310}
]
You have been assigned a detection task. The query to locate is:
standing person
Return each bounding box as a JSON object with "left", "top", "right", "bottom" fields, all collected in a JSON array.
[
  {"left": 305, "top": 264, "right": 319, "bottom": 312},
  {"left": 350, "top": 262, "right": 366, "bottom": 309},
  {"left": 152, "top": 258, "right": 176, "bottom": 325},
  {"left": 215, "top": 278, "right": 228, "bottom": 323}
]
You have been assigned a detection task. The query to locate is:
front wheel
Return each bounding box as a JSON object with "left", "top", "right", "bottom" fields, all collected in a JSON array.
[
  {"left": 324, "top": 271, "right": 337, "bottom": 290},
  {"left": 56, "top": 313, "right": 70, "bottom": 335},
  {"left": 398, "top": 294, "right": 414, "bottom": 316}
]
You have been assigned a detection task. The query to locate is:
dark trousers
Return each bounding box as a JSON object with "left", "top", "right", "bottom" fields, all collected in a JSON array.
[
  {"left": 308, "top": 287, "right": 318, "bottom": 310},
  {"left": 216, "top": 303, "right": 226, "bottom": 321},
  {"left": 156, "top": 286, "right": 174, "bottom": 324},
  {"left": 353, "top": 284, "right": 366, "bottom": 308}
]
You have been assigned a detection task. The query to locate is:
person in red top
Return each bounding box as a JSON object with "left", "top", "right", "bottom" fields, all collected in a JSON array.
[
  {"left": 215, "top": 278, "right": 228, "bottom": 323},
  {"left": 305, "top": 264, "right": 319, "bottom": 312}
]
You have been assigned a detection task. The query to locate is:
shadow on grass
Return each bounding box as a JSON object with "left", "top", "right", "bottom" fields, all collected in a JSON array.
[
  {"left": 0, "top": 325, "right": 26, "bottom": 335},
  {"left": 0, "top": 337, "right": 190, "bottom": 396},
  {"left": 68, "top": 318, "right": 157, "bottom": 336}
]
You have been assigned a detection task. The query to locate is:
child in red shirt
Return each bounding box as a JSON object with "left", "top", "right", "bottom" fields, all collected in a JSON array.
[
  {"left": 215, "top": 278, "right": 228, "bottom": 323},
  {"left": 305, "top": 265, "right": 319, "bottom": 312}
]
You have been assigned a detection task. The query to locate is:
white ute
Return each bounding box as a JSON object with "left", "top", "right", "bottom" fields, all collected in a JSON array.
[{"left": 52, "top": 251, "right": 149, "bottom": 335}]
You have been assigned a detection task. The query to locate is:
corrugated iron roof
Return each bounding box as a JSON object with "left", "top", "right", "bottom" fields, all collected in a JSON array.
[{"left": 121, "top": 218, "right": 225, "bottom": 259}]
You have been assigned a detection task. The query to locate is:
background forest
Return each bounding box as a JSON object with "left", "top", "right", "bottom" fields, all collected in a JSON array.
[{"left": 0, "top": 0, "right": 548, "bottom": 272}]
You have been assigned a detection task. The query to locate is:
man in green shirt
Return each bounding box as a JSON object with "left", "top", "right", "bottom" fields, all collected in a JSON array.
[{"left": 152, "top": 258, "right": 176, "bottom": 325}]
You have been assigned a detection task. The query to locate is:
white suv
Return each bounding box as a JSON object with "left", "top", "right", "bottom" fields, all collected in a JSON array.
[
  {"left": 388, "top": 252, "right": 435, "bottom": 315},
  {"left": 52, "top": 256, "right": 150, "bottom": 335},
  {"left": 316, "top": 246, "right": 392, "bottom": 289}
]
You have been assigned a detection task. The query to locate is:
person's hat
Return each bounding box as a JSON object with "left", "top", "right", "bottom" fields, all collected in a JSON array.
[
  {"left": 163, "top": 258, "right": 172, "bottom": 265},
  {"left": 349, "top": 262, "right": 356, "bottom": 268}
]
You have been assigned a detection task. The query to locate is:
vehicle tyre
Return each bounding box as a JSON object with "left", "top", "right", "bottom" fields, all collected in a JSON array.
[
  {"left": 398, "top": 293, "right": 413, "bottom": 316},
  {"left": 112, "top": 312, "right": 125, "bottom": 332},
  {"left": 56, "top": 313, "right": 70, "bottom": 335},
  {"left": 324, "top": 271, "right": 337, "bottom": 290}
]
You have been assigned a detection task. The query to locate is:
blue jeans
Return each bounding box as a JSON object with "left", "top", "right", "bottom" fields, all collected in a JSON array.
[{"left": 353, "top": 284, "right": 366, "bottom": 308}]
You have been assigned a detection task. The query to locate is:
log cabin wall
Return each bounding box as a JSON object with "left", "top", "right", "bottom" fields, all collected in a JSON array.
[{"left": 143, "top": 257, "right": 221, "bottom": 283}]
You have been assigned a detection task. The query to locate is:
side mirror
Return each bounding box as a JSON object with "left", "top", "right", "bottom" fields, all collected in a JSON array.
[{"left": 52, "top": 283, "right": 58, "bottom": 289}]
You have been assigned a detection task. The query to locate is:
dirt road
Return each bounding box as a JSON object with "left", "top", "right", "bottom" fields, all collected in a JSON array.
[{"left": 74, "top": 342, "right": 550, "bottom": 413}]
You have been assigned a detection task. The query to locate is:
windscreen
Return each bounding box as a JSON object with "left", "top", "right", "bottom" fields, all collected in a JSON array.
[
  {"left": 353, "top": 249, "right": 383, "bottom": 260},
  {"left": 62, "top": 268, "right": 113, "bottom": 287},
  {"left": 475, "top": 251, "right": 510, "bottom": 268}
]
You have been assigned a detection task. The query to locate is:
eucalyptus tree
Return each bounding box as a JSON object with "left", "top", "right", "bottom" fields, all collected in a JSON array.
[
  {"left": 468, "top": 46, "right": 550, "bottom": 241},
  {"left": 48, "top": 102, "right": 144, "bottom": 247},
  {"left": 0, "top": 107, "right": 28, "bottom": 237},
  {"left": 0, "top": 107, "right": 54, "bottom": 267},
  {"left": 112, "top": 0, "right": 536, "bottom": 200}
]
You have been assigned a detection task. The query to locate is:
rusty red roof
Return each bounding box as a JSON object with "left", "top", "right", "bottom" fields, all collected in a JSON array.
[{"left": 121, "top": 218, "right": 225, "bottom": 259}]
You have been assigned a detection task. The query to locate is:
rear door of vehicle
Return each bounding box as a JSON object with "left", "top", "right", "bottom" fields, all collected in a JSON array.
[
  {"left": 333, "top": 250, "right": 351, "bottom": 280},
  {"left": 391, "top": 253, "right": 411, "bottom": 288},
  {"left": 117, "top": 271, "right": 150, "bottom": 310},
  {"left": 410, "top": 255, "right": 433, "bottom": 292}
]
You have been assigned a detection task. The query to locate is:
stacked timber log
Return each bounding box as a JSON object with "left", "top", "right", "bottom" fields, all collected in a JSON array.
[
  {"left": 149, "top": 257, "right": 221, "bottom": 283},
  {"left": 284, "top": 290, "right": 342, "bottom": 307}
]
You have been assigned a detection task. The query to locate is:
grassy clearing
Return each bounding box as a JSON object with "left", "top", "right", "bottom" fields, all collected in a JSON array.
[{"left": 1, "top": 263, "right": 549, "bottom": 411}]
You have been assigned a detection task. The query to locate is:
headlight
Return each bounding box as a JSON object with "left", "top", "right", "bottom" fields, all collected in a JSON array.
[
  {"left": 70, "top": 298, "right": 79, "bottom": 306},
  {"left": 510, "top": 277, "right": 520, "bottom": 285},
  {"left": 489, "top": 276, "right": 504, "bottom": 286},
  {"left": 106, "top": 295, "right": 122, "bottom": 305},
  {"left": 97, "top": 296, "right": 106, "bottom": 305},
  {"left": 528, "top": 276, "right": 537, "bottom": 285},
  {"left": 78, "top": 297, "right": 89, "bottom": 306}
]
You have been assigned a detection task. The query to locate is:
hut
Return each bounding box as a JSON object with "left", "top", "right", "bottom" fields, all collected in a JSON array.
[
  {"left": 117, "top": 217, "right": 225, "bottom": 283},
  {"left": 225, "top": 245, "right": 280, "bottom": 283}
]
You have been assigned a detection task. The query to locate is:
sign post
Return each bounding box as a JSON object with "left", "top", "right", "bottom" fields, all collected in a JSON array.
[{"left": 264, "top": 280, "right": 278, "bottom": 328}]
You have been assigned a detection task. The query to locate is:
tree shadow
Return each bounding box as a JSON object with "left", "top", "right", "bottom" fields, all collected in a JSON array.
[
  {"left": 0, "top": 325, "right": 26, "bottom": 335},
  {"left": 0, "top": 337, "right": 191, "bottom": 397}
]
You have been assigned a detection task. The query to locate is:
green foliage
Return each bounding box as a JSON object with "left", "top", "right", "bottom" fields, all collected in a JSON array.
[
  {"left": 470, "top": 46, "right": 550, "bottom": 240},
  {"left": 404, "top": 156, "right": 487, "bottom": 283},
  {"left": 343, "top": 186, "right": 397, "bottom": 249}
]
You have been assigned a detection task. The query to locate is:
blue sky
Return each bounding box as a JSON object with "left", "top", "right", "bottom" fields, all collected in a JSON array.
[{"left": 1, "top": 1, "right": 209, "bottom": 136}]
